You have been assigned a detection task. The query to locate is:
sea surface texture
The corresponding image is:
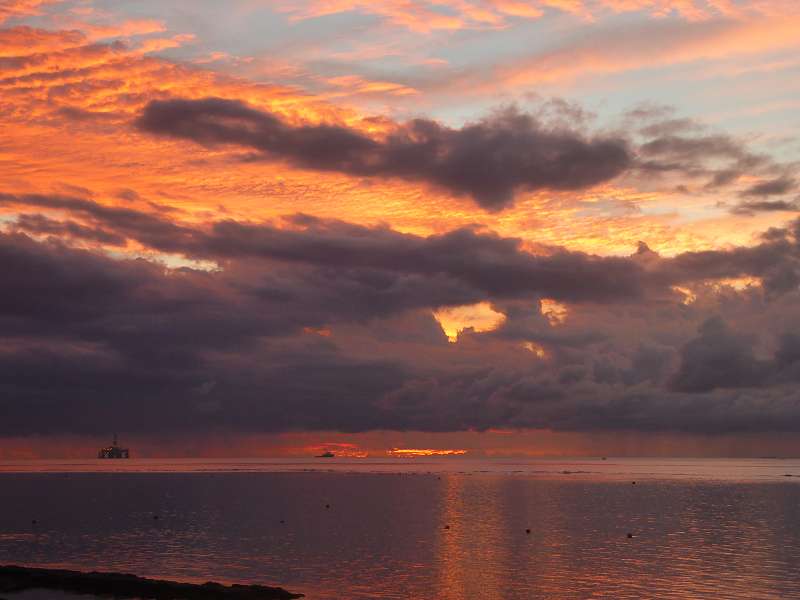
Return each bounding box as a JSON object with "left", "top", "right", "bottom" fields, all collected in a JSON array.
[{"left": 0, "top": 458, "right": 799, "bottom": 599}]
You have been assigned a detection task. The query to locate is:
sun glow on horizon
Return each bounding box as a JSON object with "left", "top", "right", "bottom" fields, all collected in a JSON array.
[{"left": 389, "top": 448, "right": 468, "bottom": 457}]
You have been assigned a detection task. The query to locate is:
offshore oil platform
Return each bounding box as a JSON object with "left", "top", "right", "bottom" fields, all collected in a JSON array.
[{"left": 97, "top": 434, "right": 129, "bottom": 459}]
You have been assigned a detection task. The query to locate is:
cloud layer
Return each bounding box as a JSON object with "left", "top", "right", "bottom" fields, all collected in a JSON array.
[
  {"left": 3, "top": 191, "right": 800, "bottom": 436},
  {"left": 3, "top": 5, "right": 800, "bottom": 450}
]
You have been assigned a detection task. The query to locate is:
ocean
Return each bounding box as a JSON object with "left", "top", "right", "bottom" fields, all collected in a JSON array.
[{"left": 1, "top": 458, "right": 799, "bottom": 599}]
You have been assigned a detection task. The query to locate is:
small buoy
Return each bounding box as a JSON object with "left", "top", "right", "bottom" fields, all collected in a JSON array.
[
  {"left": 627, "top": 533, "right": 633, "bottom": 538},
  {"left": 31, "top": 519, "right": 37, "bottom": 525},
  {"left": 525, "top": 528, "right": 531, "bottom": 534},
  {"left": 631, "top": 481, "right": 636, "bottom": 485},
  {"left": 444, "top": 525, "right": 450, "bottom": 530},
  {"left": 325, "top": 504, "right": 330, "bottom": 509},
  {"left": 153, "top": 515, "right": 159, "bottom": 520},
  {"left": 280, "top": 519, "right": 285, "bottom": 524}
]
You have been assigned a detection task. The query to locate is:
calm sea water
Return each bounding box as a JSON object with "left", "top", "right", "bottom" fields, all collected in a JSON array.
[{"left": 1, "top": 458, "right": 799, "bottom": 599}]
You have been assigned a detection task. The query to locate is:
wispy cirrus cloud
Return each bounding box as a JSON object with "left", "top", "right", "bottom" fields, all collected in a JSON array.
[
  {"left": 274, "top": 0, "right": 800, "bottom": 33},
  {"left": 477, "top": 15, "right": 800, "bottom": 90},
  {"left": 0, "top": 0, "right": 57, "bottom": 24}
]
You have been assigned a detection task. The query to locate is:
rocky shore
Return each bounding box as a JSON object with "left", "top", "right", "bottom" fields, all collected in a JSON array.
[{"left": 0, "top": 565, "right": 303, "bottom": 599}]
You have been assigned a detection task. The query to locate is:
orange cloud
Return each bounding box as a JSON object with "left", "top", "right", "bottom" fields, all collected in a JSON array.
[
  {"left": 67, "top": 18, "right": 168, "bottom": 41},
  {"left": 277, "top": 1, "right": 469, "bottom": 32},
  {"left": 493, "top": 16, "right": 800, "bottom": 88},
  {"left": 135, "top": 33, "right": 196, "bottom": 55},
  {"left": 0, "top": 0, "right": 56, "bottom": 24},
  {"left": 434, "top": 302, "right": 506, "bottom": 343},
  {"left": 540, "top": 298, "right": 568, "bottom": 325},
  {"left": 598, "top": 0, "right": 800, "bottom": 20},
  {"left": 274, "top": 0, "right": 800, "bottom": 34},
  {"left": 0, "top": 25, "right": 85, "bottom": 56},
  {"left": 0, "top": 19, "right": 789, "bottom": 266},
  {"left": 324, "top": 74, "right": 419, "bottom": 98}
]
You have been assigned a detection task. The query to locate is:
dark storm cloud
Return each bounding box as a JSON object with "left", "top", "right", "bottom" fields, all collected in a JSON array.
[
  {"left": 483, "top": 300, "right": 608, "bottom": 347},
  {"left": 773, "top": 333, "right": 800, "bottom": 384},
  {"left": 0, "top": 337, "right": 407, "bottom": 436},
  {"left": 5, "top": 191, "right": 800, "bottom": 304},
  {"left": 0, "top": 191, "right": 190, "bottom": 248},
  {"left": 6, "top": 194, "right": 800, "bottom": 435},
  {"left": 201, "top": 218, "right": 653, "bottom": 303},
  {"left": 135, "top": 98, "right": 632, "bottom": 211},
  {"left": 0, "top": 230, "right": 409, "bottom": 434},
  {"left": 652, "top": 233, "right": 800, "bottom": 296},
  {"left": 0, "top": 192, "right": 654, "bottom": 303},
  {"left": 135, "top": 98, "right": 797, "bottom": 212},
  {"left": 0, "top": 230, "right": 293, "bottom": 343},
  {"left": 666, "top": 313, "right": 800, "bottom": 394},
  {"left": 376, "top": 365, "right": 800, "bottom": 434},
  {"left": 670, "top": 317, "right": 769, "bottom": 393},
  {"left": 201, "top": 215, "right": 800, "bottom": 300}
]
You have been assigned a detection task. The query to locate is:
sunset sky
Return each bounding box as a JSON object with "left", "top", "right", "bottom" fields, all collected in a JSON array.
[{"left": 3, "top": 0, "right": 800, "bottom": 458}]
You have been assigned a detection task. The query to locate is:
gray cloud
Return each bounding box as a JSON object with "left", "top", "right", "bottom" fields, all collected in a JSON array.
[
  {"left": 0, "top": 192, "right": 656, "bottom": 304},
  {"left": 670, "top": 317, "right": 769, "bottom": 393},
  {"left": 6, "top": 191, "right": 800, "bottom": 303},
  {"left": 626, "top": 109, "right": 798, "bottom": 205},
  {"left": 135, "top": 98, "right": 632, "bottom": 211},
  {"left": 12, "top": 213, "right": 127, "bottom": 246},
  {"left": 731, "top": 199, "right": 800, "bottom": 215},
  {"left": 741, "top": 176, "right": 797, "bottom": 197}
]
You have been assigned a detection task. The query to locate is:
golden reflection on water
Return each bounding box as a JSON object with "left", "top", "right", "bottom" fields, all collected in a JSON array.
[
  {"left": 434, "top": 476, "right": 579, "bottom": 600},
  {"left": 1, "top": 466, "right": 800, "bottom": 599},
  {"left": 428, "top": 476, "right": 800, "bottom": 600},
  {"left": 436, "top": 475, "right": 511, "bottom": 600}
]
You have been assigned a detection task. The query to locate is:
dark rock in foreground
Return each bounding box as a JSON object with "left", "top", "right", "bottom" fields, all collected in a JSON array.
[{"left": 0, "top": 565, "right": 303, "bottom": 599}]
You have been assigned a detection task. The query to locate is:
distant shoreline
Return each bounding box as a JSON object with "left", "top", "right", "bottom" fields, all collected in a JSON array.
[{"left": 0, "top": 565, "right": 303, "bottom": 599}]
